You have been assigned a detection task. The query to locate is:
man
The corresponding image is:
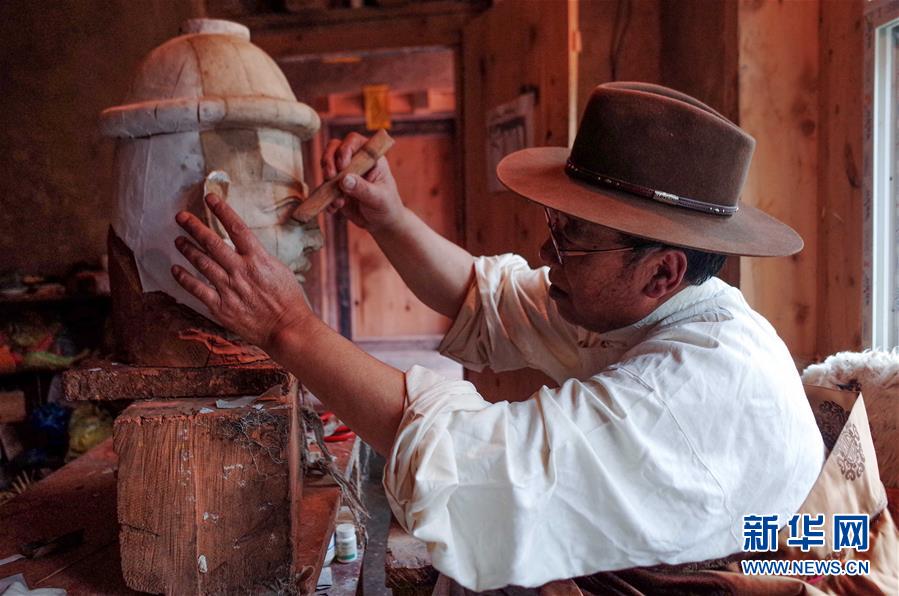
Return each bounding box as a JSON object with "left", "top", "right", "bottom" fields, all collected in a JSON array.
[{"left": 171, "top": 82, "right": 825, "bottom": 591}]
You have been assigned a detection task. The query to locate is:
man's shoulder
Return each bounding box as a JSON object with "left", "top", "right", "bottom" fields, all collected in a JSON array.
[
  {"left": 650, "top": 277, "right": 759, "bottom": 332},
  {"left": 623, "top": 278, "right": 796, "bottom": 382}
]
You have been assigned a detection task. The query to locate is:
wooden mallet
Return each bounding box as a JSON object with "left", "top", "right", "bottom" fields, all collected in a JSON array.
[{"left": 291, "top": 129, "right": 395, "bottom": 224}]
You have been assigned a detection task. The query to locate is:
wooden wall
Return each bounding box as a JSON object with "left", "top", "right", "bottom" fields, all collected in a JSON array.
[
  {"left": 738, "top": 0, "right": 821, "bottom": 363},
  {"left": 817, "top": 0, "right": 865, "bottom": 357},
  {"left": 460, "top": 0, "right": 578, "bottom": 402},
  {"left": 0, "top": 0, "right": 203, "bottom": 277},
  {"left": 348, "top": 133, "right": 458, "bottom": 339},
  {"left": 577, "top": 0, "right": 661, "bottom": 115},
  {"left": 737, "top": 0, "right": 866, "bottom": 363}
]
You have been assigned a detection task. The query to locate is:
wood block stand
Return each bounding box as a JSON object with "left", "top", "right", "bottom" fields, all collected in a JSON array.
[
  {"left": 58, "top": 360, "right": 354, "bottom": 595},
  {"left": 115, "top": 397, "right": 300, "bottom": 594}
]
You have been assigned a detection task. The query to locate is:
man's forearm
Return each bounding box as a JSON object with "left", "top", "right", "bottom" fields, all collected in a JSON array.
[
  {"left": 371, "top": 207, "right": 475, "bottom": 319},
  {"left": 268, "top": 315, "right": 405, "bottom": 457}
]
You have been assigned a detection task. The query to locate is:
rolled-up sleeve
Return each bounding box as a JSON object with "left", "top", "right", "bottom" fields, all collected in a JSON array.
[
  {"left": 438, "top": 254, "right": 579, "bottom": 378},
  {"left": 384, "top": 365, "right": 731, "bottom": 592}
]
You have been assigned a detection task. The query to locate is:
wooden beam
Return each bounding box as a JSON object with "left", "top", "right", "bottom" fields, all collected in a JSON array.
[
  {"left": 818, "top": 0, "right": 865, "bottom": 355},
  {"left": 245, "top": 3, "right": 484, "bottom": 60},
  {"left": 577, "top": 0, "right": 661, "bottom": 114},
  {"left": 738, "top": 0, "right": 820, "bottom": 362},
  {"left": 115, "top": 395, "right": 299, "bottom": 594},
  {"left": 386, "top": 517, "right": 436, "bottom": 595},
  {"left": 660, "top": 0, "right": 741, "bottom": 287},
  {"left": 62, "top": 360, "right": 290, "bottom": 401}
]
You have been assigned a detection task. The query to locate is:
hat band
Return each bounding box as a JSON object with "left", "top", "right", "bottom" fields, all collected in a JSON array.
[{"left": 565, "top": 159, "right": 738, "bottom": 216}]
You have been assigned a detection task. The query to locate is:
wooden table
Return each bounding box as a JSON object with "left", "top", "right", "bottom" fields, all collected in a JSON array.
[{"left": 0, "top": 435, "right": 360, "bottom": 594}]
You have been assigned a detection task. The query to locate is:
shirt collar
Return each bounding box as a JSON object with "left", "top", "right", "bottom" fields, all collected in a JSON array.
[{"left": 576, "top": 277, "right": 728, "bottom": 349}]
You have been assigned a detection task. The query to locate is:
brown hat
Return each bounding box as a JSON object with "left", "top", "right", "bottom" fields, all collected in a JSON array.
[{"left": 496, "top": 82, "right": 802, "bottom": 257}]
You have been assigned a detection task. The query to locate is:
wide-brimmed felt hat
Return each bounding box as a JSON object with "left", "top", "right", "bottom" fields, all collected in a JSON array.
[{"left": 496, "top": 82, "right": 802, "bottom": 257}]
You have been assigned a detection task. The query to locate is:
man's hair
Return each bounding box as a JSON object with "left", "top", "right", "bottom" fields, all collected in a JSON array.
[{"left": 625, "top": 239, "right": 727, "bottom": 286}]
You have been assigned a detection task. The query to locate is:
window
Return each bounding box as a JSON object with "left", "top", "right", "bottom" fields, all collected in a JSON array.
[{"left": 869, "top": 8, "right": 899, "bottom": 348}]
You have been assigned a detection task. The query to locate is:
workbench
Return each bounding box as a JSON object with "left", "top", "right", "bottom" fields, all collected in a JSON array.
[{"left": 0, "top": 435, "right": 362, "bottom": 595}]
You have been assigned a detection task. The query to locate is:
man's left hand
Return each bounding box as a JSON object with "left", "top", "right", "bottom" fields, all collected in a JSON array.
[{"left": 171, "top": 193, "right": 312, "bottom": 350}]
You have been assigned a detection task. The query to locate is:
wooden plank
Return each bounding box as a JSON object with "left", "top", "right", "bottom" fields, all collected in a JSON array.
[
  {"left": 818, "top": 0, "right": 865, "bottom": 355},
  {"left": 385, "top": 517, "right": 436, "bottom": 594},
  {"left": 249, "top": 11, "right": 476, "bottom": 60},
  {"left": 349, "top": 133, "right": 458, "bottom": 339},
  {"left": 738, "top": 0, "right": 820, "bottom": 361},
  {"left": 114, "top": 397, "right": 297, "bottom": 594},
  {"left": 577, "top": 0, "right": 661, "bottom": 115},
  {"left": 0, "top": 389, "right": 26, "bottom": 423},
  {"left": 62, "top": 360, "right": 290, "bottom": 401}
]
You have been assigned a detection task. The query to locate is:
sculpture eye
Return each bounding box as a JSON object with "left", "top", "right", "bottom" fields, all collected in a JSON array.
[{"left": 263, "top": 195, "right": 305, "bottom": 224}]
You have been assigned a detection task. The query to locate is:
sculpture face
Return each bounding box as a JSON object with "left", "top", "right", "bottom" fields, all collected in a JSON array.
[
  {"left": 111, "top": 126, "right": 322, "bottom": 322},
  {"left": 200, "top": 127, "right": 322, "bottom": 275},
  {"left": 101, "top": 18, "right": 322, "bottom": 325}
]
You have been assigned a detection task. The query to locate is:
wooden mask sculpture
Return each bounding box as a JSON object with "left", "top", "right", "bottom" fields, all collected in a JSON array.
[{"left": 101, "top": 19, "right": 322, "bottom": 367}]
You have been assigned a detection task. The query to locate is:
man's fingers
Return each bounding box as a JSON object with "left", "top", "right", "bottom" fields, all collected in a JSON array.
[
  {"left": 335, "top": 132, "right": 370, "bottom": 170},
  {"left": 171, "top": 265, "right": 219, "bottom": 308},
  {"left": 175, "top": 236, "right": 228, "bottom": 285},
  {"left": 322, "top": 133, "right": 370, "bottom": 177},
  {"left": 321, "top": 138, "right": 342, "bottom": 179},
  {"left": 203, "top": 194, "right": 261, "bottom": 256},
  {"left": 363, "top": 156, "right": 390, "bottom": 183},
  {"left": 175, "top": 209, "right": 242, "bottom": 269}
]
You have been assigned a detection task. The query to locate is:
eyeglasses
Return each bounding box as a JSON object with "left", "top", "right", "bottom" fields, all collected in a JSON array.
[{"left": 544, "top": 208, "right": 644, "bottom": 265}]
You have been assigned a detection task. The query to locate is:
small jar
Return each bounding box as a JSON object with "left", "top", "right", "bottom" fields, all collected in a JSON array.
[{"left": 335, "top": 523, "right": 358, "bottom": 563}]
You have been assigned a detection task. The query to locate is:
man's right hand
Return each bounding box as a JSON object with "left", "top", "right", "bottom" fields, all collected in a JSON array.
[
  {"left": 321, "top": 132, "right": 405, "bottom": 233},
  {"left": 321, "top": 131, "right": 475, "bottom": 319}
]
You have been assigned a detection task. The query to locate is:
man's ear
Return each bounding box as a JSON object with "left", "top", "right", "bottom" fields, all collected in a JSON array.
[{"left": 642, "top": 249, "right": 688, "bottom": 299}]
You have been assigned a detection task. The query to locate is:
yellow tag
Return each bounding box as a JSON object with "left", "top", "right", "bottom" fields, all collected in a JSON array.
[{"left": 363, "top": 84, "right": 391, "bottom": 131}]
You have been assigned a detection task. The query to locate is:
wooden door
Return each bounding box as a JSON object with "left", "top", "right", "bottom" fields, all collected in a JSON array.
[
  {"left": 461, "top": 0, "right": 579, "bottom": 402},
  {"left": 347, "top": 124, "right": 459, "bottom": 341}
]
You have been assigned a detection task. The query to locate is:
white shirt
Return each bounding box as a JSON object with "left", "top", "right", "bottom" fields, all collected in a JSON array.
[{"left": 383, "top": 254, "right": 824, "bottom": 591}]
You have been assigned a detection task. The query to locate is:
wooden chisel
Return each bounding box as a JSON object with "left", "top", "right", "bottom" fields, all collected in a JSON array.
[{"left": 291, "top": 129, "right": 395, "bottom": 224}]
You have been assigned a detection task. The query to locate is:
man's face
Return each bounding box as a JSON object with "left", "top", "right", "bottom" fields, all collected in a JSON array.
[{"left": 539, "top": 209, "right": 657, "bottom": 333}]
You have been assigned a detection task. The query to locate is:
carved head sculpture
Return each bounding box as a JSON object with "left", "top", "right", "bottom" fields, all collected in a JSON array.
[{"left": 100, "top": 18, "right": 322, "bottom": 324}]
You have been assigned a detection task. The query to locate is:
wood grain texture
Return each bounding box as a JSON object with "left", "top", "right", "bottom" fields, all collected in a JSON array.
[
  {"left": 349, "top": 133, "right": 458, "bottom": 339},
  {"left": 817, "top": 0, "right": 864, "bottom": 355},
  {"left": 738, "top": 0, "right": 820, "bottom": 361},
  {"left": 63, "top": 360, "right": 290, "bottom": 401},
  {"left": 578, "top": 0, "right": 661, "bottom": 115},
  {"left": 114, "top": 397, "right": 298, "bottom": 594},
  {"left": 460, "top": 0, "right": 575, "bottom": 401},
  {"left": 247, "top": 3, "right": 483, "bottom": 59},
  {"left": 293, "top": 437, "right": 360, "bottom": 595}
]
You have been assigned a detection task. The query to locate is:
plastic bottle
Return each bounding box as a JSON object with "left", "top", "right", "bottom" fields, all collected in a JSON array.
[{"left": 335, "top": 523, "right": 358, "bottom": 563}]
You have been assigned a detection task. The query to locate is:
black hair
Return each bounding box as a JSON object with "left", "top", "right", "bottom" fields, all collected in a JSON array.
[{"left": 625, "top": 239, "right": 727, "bottom": 286}]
